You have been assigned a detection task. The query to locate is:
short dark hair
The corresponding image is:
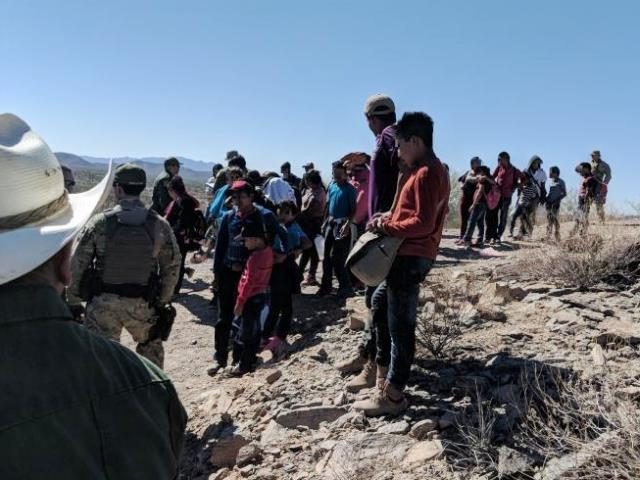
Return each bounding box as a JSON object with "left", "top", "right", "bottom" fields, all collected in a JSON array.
[
  {"left": 332, "top": 160, "right": 346, "bottom": 171},
  {"left": 395, "top": 112, "right": 434, "bottom": 149},
  {"left": 168, "top": 175, "right": 186, "bottom": 194},
  {"left": 369, "top": 111, "right": 397, "bottom": 126},
  {"left": 228, "top": 155, "right": 246, "bottom": 170},
  {"left": 470, "top": 156, "right": 482, "bottom": 166},
  {"left": 277, "top": 200, "right": 298, "bottom": 215},
  {"left": 580, "top": 162, "right": 592, "bottom": 172},
  {"left": 281, "top": 162, "right": 291, "bottom": 171},
  {"left": 305, "top": 169, "right": 322, "bottom": 187},
  {"left": 121, "top": 184, "right": 145, "bottom": 196},
  {"left": 550, "top": 166, "right": 560, "bottom": 175},
  {"left": 478, "top": 166, "right": 491, "bottom": 176},
  {"left": 498, "top": 151, "right": 510, "bottom": 161}
]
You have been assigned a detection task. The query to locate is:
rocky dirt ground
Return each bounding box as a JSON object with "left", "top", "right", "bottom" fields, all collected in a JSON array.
[{"left": 124, "top": 221, "right": 640, "bottom": 480}]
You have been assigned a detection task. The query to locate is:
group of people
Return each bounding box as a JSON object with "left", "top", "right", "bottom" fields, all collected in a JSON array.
[
  {"left": 456, "top": 150, "right": 612, "bottom": 246},
  {"left": 0, "top": 99, "right": 612, "bottom": 478}
]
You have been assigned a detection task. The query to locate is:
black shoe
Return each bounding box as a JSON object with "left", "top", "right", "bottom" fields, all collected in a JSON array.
[
  {"left": 316, "top": 288, "right": 331, "bottom": 297},
  {"left": 206, "top": 359, "right": 227, "bottom": 377}
]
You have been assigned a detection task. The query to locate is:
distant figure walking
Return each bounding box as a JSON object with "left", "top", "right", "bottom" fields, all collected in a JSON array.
[{"left": 590, "top": 150, "right": 612, "bottom": 224}]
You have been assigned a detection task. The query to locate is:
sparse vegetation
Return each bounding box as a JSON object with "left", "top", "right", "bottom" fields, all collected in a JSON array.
[
  {"left": 506, "top": 230, "right": 640, "bottom": 290},
  {"left": 416, "top": 283, "right": 465, "bottom": 358}
]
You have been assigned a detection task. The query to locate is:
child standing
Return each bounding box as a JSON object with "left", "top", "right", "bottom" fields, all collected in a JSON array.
[
  {"left": 263, "top": 201, "right": 311, "bottom": 353},
  {"left": 458, "top": 166, "right": 492, "bottom": 246},
  {"left": 510, "top": 174, "right": 539, "bottom": 239},
  {"left": 545, "top": 166, "right": 567, "bottom": 242},
  {"left": 231, "top": 212, "right": 273, "bottom": 376},
  {"left": 571, "top": 162, "right": 598, "bottom": 236}
]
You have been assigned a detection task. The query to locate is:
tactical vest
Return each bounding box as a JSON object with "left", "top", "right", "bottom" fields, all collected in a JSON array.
[{"left": 101, "top": 209, "right": 158, "bottom": 289}]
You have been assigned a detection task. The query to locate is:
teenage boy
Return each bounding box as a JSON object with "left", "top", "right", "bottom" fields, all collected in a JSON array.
[
  {"left": 571, "top": 162, "right": 598, "bottom": 236},
  {"left": 457, "top": 156, "right": 482, "bottom": 241},
  {"left": 318, "top": 161, "right": 357, "bottom": 298},
  {"left": 486, "top": 152, "right": 519, "bottom": 244},
  {"left": 210, "top": 180, "right": 259, "bottom": 375},
  {"left": 545, "top": 166, "right": 567, "bottom": 242},
  {"left": 262, "top": 201, "right": 310, "bottom": 353},
  {"left": 231, "top": 213, "right": 273, "bottom": 376},
  {"left": 509, "top": 174, "right": 539, "bottom": 239},
  {"left": 354, "top": 112, "right": 450, "bottom": 416}
]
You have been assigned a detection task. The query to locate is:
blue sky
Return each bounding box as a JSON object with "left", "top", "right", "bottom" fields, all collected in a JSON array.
[{"left": 2, "top": 0, "right": 639, "bottom": 209}]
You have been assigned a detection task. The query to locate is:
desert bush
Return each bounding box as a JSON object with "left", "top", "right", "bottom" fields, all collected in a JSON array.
[
  {"left": 506, "top": 230, "right": 640, "bottom": 290},
  {"left": 416, "top": 283, "right": 465, "bottom": 358}
]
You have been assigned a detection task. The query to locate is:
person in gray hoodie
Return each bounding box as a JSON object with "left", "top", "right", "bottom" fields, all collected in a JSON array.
[{"left": 545, "top": 166, "right": 567, "bottom": 242}]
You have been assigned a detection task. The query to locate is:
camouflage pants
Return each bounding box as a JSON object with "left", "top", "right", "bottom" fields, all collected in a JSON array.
[{"left": 86, "top": 293, "right": 164, "bottom": 368}]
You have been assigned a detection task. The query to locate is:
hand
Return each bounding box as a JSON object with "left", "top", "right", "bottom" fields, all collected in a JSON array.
[
  {"left": 339, "top": 221, "right": 350, "bottom": 239},
  {"left": 233, "top": 305, "right": 243, "bottom": 318}
]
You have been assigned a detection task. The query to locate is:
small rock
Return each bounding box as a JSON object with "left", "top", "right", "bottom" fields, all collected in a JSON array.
[
  {"left": 191, "top": 339, "right": 198, "bottom": 345},
  {"left": 264, "top": 369, "right": 282, "bottom": 385},
  {"left": 377, "top": 420, "right": 410, "bottom": 435},
  {"left": 402, "top": 440, "right": 443, "bottom": 465},
  {"left": 275, "top": 406, "right": 347, "bottom": 430},
  {"left": 347, "top": 314, "right": 366, "bottom": 330},
  {"left": 309, "top": 347, "right": 329, "bottom": 362},
  {"left": 409, "top": 419, "right": 438, "bottom": 440},
  {"left": 595, "top": 317, "right": 640, "bottom": 347},
  {"left": 208, "top": 468, "right": 230, "bottom": 480},
  {"left": 236, "top": 443, "right": 262, "bottom": 467},
  {"left": 591, "top": 344, "right": 607, "bottom": 366},
  {"left": 497, "top": 446, "right": 536, "bottom": 476},
  {"left": 210, "top": 434, "right": 250, "bottom": 467},
  {"left": 334, "top": 391, "right": 348, "bottom": 406}
]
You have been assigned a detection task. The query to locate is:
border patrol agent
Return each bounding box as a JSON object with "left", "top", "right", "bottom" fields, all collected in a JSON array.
[
  {"left": 0, "top": 114, "right": 187, "bottom": 479},
  {"left": 68, "top": 163, "right": 182, "bottom": 368}
]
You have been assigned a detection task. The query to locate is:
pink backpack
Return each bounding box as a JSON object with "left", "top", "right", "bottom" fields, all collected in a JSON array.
[{"left": 486, "top": 184, "right": 502, "bottom": 210}]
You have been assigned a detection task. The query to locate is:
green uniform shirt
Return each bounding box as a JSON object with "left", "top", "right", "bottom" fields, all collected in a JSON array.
[{"left": 0, "top": 285, "right": 187, "bottom": 480}]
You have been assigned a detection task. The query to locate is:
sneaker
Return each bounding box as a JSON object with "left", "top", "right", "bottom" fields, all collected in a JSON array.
[
  {"left": 489, "top": 239, "right": 496, "bottom": 246},
  {"left": 473, "top": 240, "right": 484, "bottom": 248},
  {"left": 352, "top": 383, "right": 408, "bottom": 417},
  {"left": 346, "top": 360, "right": 376, "bottom": 393},
  {"left": 454, "top": 238, "right": 465, "bottom": 246},
  {"left": 302, "top": 276, "right": 319, "bottom": 287},
  {"left": 229, "top": 364, "right": 251, "bottom": 377},
  {"left": 335, "top": 352, "right": 368, "bottom": 374},
  {"left": 206, "top": 360, "right": 227, "bottom": 377}
]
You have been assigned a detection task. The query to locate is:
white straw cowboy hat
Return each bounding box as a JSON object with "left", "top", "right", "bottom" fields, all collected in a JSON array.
[{"left": 0, "top": 113, "right": 113, "bottom": 285}]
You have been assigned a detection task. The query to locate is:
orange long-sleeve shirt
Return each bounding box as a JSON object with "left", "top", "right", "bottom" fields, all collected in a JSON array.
[{"left": 383, "top": 156, "right": 450, "bottom": 260}]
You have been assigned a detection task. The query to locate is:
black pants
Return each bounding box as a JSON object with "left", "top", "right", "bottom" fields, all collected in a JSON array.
[
  {"left": 298, "top": 219, "right": 322, "bottom": 279},
  {"left": 485, "top": 197, "right": 511, "bottom": 242},
  {"left": 215, "top": 266, "right": 242, "bottom": 365},
  {"left": 510, "top": 204, "right": 533, "bottom": 236},
  {"left": 459, "top": 194, "right": 474, "bottom": 238},
  {"left": 546, "top": 201, "right": 561, "bottom": 238},
  {"left": 231, "top": 293, "right": 266, "bottom": 371},
  {"left": 263, "top": 262, "right": 293, "bottom": 340},
  {"left": 321, "top": 226, "right": 352, "bottom": 292}
]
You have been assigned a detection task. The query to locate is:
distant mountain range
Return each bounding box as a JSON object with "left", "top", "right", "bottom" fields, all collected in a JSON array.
[{"left": 55, "top": 152, "right": 214, "bottom": 182}]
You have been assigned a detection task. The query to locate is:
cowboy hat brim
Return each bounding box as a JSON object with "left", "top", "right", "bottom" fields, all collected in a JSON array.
[{"left": 0, "top": 161, "right": 114, "bottom": 285}]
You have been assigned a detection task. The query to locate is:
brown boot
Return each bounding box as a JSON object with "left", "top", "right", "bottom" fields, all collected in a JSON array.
[
  {"left": 335, "top": 352, "right": 367, "bottom": 374},
  {"left": 352, "top": 382, "right": 408, "bottom": 417},
  {"left": 346, "top": 360, "right": 376, "bottom": 393},
  {"left": 376, "top": 365, "right": 388, "bottom": 391}
]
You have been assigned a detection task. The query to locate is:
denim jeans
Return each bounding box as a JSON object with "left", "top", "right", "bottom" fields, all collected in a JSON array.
[
  {"left": 231, "top": 293, "right": 267, "bottom": 371},
  {"left": 358, "top": 283, "right": 391, "bottom": 363},
  {"left": 463, "top": 203, "right": 486, "bottom": 242},
  {"left": 386, "top": 255, "right": 433, "bottom": 390}
]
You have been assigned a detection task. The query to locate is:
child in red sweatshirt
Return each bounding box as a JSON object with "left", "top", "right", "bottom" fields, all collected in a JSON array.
[{"left": 230, "top": 211, "right": 274, "bottom": 376}]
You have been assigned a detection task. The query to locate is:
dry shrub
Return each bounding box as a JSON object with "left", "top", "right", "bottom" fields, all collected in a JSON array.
[
  {"left": 416, "top": 283, "right": 465, "bottom": 358},
  {"left": 516, "top": 370, "right": 640, "bottom": 480},
  {"left": 507, "top": 231, "right": 640, "bottom": 289}
]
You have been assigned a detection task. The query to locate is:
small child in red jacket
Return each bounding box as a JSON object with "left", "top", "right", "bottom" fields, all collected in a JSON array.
[{"left": 230, "top": 211, "right": 273, "bottom": 376}]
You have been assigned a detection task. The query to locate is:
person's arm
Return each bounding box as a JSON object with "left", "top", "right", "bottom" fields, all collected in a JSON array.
[
  {"left": 383, "top": 168, "right": 444, "bottom": 239},
  {"left": 213, "top": 213, "right": 230, "bottom": 275},
  {"left": 156, "top": 219, "right": 182, "bottom": 304},
  {"left": 560, "top": 179, "right": 567, "bottom": 200},
  {"left": 67, "top": 214, "right": 101, "bottom": 305},
  {"left": 603, "top": 162, "right": 612, "bottom": 184},
  {"left": 151, "top": 180, "right": 161, "bottom": 213}
]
